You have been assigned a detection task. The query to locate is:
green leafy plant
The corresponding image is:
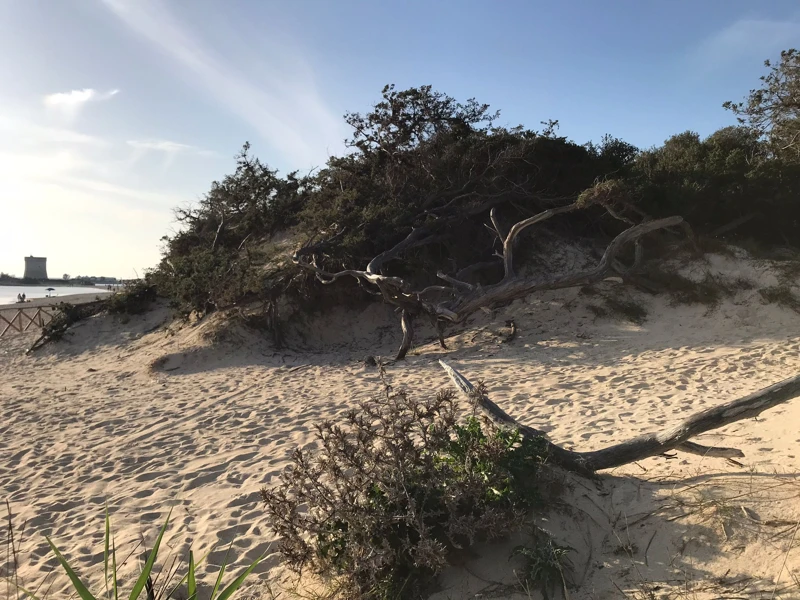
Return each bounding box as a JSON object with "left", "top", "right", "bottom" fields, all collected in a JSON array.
[{"left": 14, "top": 508, "right": 262, "bottom": 600}]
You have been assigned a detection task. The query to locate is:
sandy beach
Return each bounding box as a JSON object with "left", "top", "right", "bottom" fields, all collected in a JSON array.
[
  {"left": 0, "top": 291, "right": 112, "bottom": 310},
  {"left": 2, "top": 255, "right": 800, "bottom": 599}
]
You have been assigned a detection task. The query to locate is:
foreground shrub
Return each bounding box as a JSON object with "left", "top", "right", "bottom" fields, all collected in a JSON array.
[{"left": 261, "top": 381, "right": 549, "bottom": 599}]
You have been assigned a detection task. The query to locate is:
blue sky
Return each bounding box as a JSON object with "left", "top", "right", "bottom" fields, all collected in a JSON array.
[{"left": 1, "top": 0, "right": 798, "bottom": 278}]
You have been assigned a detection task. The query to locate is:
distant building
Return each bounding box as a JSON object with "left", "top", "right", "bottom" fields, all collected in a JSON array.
[{"left": 23, "top": 256, "right": 48, "bottom": 280}]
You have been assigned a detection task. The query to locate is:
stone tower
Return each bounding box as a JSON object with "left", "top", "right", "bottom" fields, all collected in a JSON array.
[{"left": 23, "top": 256, "right": 48, "bottom": 280}]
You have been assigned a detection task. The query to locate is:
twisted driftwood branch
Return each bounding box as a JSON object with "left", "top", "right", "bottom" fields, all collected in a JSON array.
[{"left": 439, "top": 359, "right": 800, "bottom": 474}]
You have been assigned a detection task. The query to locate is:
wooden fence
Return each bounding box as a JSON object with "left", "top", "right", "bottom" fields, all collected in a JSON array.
[{"left": 0, "top": 305, "right": 58, "bottom": 337}]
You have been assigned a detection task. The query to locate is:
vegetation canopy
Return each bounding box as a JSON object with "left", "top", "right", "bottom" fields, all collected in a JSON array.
[{"left": 147, "top": 49, "right": 800, "bottom": 353}]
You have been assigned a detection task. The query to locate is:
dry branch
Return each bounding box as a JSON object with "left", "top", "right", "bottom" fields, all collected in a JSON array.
[
  {"left": 501, "top": 202, "right": 580, "bottom": 280},
  {"left": 439, "top": 359, "right": 800, "bottom": 474},
  {"left": 436, "top": 216, "right": 683, "bottom": 322}
]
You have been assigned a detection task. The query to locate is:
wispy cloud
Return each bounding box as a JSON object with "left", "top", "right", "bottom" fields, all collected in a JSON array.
[
  {"left": 43, "top": 88, "right": 119, "bottom": 120},
  {"left": 127, "top": 138, "right": 218, "bottom": 168},
  {"left": 695, "top": 17, "right": 800, "bottom": 72},
  {"left": 127, "top": 139, "right": 216, "bottom": 156},
  {"left": 99, "top": 0, "right": 344, "bottom": 169}
]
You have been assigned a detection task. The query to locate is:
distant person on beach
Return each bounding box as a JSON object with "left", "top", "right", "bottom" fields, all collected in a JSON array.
[
  {"left": 17, "top": 293, "right": 22, "bottom": 303},
  {"left": 21, "top": 293, "right": 26, "bottom": 302}
]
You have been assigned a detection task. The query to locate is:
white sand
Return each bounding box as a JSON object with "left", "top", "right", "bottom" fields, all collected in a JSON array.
[{"left": 2, "top": 253, "right": 800, "bottom": 598}]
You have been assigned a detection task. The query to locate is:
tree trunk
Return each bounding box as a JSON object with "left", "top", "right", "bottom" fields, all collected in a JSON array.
[
  {"left": 396, "top": 310, "right": 415, "bottom": 360},
  {"left": 436, "top": 319, "right": 448, "bottom": 350}
]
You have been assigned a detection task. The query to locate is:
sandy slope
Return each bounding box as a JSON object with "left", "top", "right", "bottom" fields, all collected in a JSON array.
[{"left": 2, "top": 253, "right": 800, "bottom": 599}]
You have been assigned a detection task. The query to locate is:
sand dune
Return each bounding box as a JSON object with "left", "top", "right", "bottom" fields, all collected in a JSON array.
[{"left": 2, "top": 254, "right": 800, "bottom": 598}]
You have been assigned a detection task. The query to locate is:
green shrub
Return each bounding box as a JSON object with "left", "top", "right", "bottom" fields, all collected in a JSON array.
[
  {"left": 104, "top": 281, "right": 157, "bottom": 315},
  {"left": 261, "top": 382, "right": 550, "bottom": 599},
  {"left": 630, "top": 126, "right": 800, "bottom": 242}
]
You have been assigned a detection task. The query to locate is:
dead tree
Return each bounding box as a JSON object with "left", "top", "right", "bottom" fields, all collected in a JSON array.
[
  {"left": 293, "top": 197, "right": 682, "bottom": 359},
  {"left": 439, "top": 359, "right": 800, "bottom": 474}
]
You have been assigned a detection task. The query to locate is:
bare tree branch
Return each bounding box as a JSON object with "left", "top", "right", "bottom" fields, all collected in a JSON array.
[
  {"left": 211, "top": 212, "right": 225, "bottom": 252},
  {"left": 367, "top": 228, "right": 446, "bottom": 275},
  {"left": 501, "top": 203, "right": 581, "bottom": 280},
  {"left": 455, "top": 259, "right": 502, "bottom": 280},
  {"left": 489, "top": 206, "right": 505, "bottom": 240},
  {"left": 436, "top": 271, "right": 475, "bottom": 291},
  {"left": 441, "top": 216, "right": 683, "bottom": 322}
]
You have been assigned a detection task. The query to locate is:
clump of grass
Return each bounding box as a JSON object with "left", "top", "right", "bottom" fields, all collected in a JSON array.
[
  {"left": 638, "top": 268, "right": 753, "bottom": 310},
  {"left": 602, "top": 297, "right": 648, "bottom": 325},
  {"left": 582, "top": 288, "right": 647, "bottom": 325},
  {"left": 668, "top": 272, "right": 728, "bottom": 307},
  {"left": 261, "top": 378, "right": 552, "bottom": 599},
  {"left": 512, "top": 533, "right": 572, "bottom": 600},
  {"left": 576, "top": 178, "right": 633, "bottom": 209},
  {"left": 4, "top": 501, "right": 26, "bottom": 600},
  {"left": 693, "top": 235, "right": 738, "bottom": 258},
  {"left": 760, "top": 285, "right": 800, "bottom": 313},
  {"left": 586, "top": 304, "right": 608, "bottom": 320},
  {"left": 775, "top": 260, "right": 800, "bottom": 285},
  {"left": 7, "top": 507, "right": 262, "bottom": 600}
]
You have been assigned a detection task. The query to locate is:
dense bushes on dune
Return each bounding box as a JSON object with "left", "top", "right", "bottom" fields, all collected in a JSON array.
[{"left": 150, "top": 51, "right": 800, "bottom": 322}]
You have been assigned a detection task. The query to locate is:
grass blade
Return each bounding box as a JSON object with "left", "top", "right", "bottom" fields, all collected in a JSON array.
[
  {"left": 164, "top": 544, "right": 216, "bottom": 600},
  {"left": 187, "top": 551, "right": 196, "bottom": 600},
  {"left": 112, "top": 536, "right": 118, "bottom": 600},
  {"left": 128, "top": 510, "right": 171, "bottom": 600},
  {"left": 214, "top": 554, "right": 264, "bottom": 600},
  {"left": 7, "top": 579, "right": 43, "bottom": 600},
  {"left": 45, "top": 536, "right": 98, "bottom": 600},
  {"left": 209, "top": 541, "right": 234, "bottom": 599},
  {"left": 104, "top": 505, "right": 110, "bottom": 600}
]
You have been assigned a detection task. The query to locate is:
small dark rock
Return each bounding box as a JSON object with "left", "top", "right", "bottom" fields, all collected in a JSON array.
[{"left": 363, "top": 355, "right": 377, "bottom": 367}]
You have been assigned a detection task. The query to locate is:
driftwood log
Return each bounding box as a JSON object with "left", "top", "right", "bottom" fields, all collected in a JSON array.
[
  {"left": 294, "top": 194, "right": 683, "bottom": 360},
  {"left": 439, "top": 359, "right": 800, "bottom": 475}
]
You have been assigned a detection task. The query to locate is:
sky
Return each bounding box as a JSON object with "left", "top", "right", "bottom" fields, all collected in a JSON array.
[{"left": 1, "top": 0, "right": 799, "bottom": 279}]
